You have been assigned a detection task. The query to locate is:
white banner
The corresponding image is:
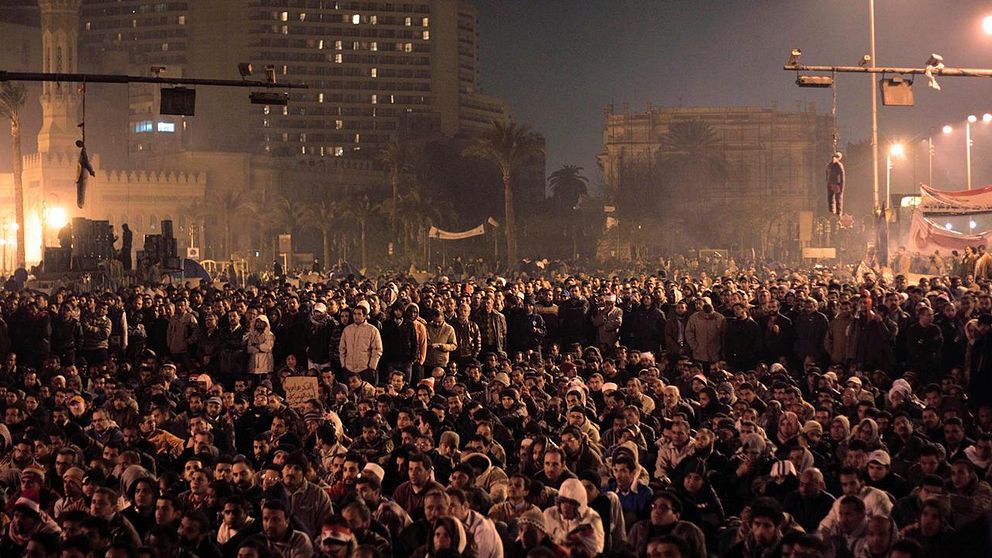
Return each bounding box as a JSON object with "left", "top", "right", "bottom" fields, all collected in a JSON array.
[{"left": 428, "top": 224, "right": 486, "bottom": 240}]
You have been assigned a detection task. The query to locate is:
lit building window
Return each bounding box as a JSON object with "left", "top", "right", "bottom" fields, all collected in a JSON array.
[
  {"left": 299, "top": 12, "right": 306, "bottom": 21},
  {"left": 370, "top": 67, "right": 377, "bottom": 78},
  {"left": 318, "top": 39, "right": 324, "bottom": 49},
  {"left": 263, "top": 106, "right": 270, "bottom": 115},
  {"left": 370, "top": 41, "right": 378, "bottom": 51},
  {"left": 335, "top": 119, "right": 343, "bottom": 129},
  {"left": 282, "top": 106, "right": 288, "bottom": 115},
  {"left": 318, "top": 93, "right": 324, "bottom": 103},
  {"left": 404, "top": 16, "right": 411, "bottom": 26},
  {"left": 370, "top": 15, "right": 377, "bottom": 25},
  {"left": 161, "top": 43, "right": 169, "bottom": 51},
  {"left": 263, "top": 119, "right": 269, "bottom": 127},
  {"left": 404, "top": 42, "right": 412, "bottom": 52},
  {"left": 352, "top": 41, "right": 359, "bottom": 50},
  {"left": 282, "top": 133, "right": 289, "bottom": 141},
  {"left": 302, "top": 146, "right": 307, "bottom": 154},
  {"left": 85, "top": 22, "right": 91, "bottom": 30},
  {"left": 157, "top": 122, "right": 175, "bottom": 132},
  {"left": 352, "top": 14, "right": 360, "bottom": 24},
  {"left": 178, "top": 15, "right": 186, "bottom": 25},
  {"left": 354, "top": 133, "right": 360, "bottom": 143},
  {"left": 334, "top": 147, "right": 344, "bottom": 156},
  {"left": 280, "top": 11, "right": 288, "bottom": 21},
  {"left": 422, "top": 30, "right": 429, "bottom": 40},
  {"left": 320, "top": 146, "right": 326, "bottom": 156},
  {"left": 300, "top": 133, "right": 306, "bottom": 142},
  {"left": 335, "top": 40, "right": 343, "bottom": 50},
  {"left": 134, "top": 121, "right": 153, "bottom": 133},
  {"left": 371, "top": 94, "right": 377, "bottom": 104},
  {"left": 334, "top": 53, "right": 342, "bottom": 63},
  {"left": 422, "top": 17, "right": 429, "bottom": 27},
  {"left": 282, "top": 65, "right": 288, "bottom": 75},
  {"left": 281, "top": 25, "right": 288, "bottom": 34}
]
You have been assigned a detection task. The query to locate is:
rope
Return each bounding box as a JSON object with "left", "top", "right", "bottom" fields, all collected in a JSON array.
[{"left": 831, "top": 70, "right": 838, "bottom": 152}]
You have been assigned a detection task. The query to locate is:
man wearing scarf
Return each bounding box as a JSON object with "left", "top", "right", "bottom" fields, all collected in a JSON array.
[{"left": 0, "top": 498, "right": 60, "bottom": 556}]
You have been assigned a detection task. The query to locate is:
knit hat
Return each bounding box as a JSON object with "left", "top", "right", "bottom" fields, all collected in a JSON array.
[
  {"left": 517, "top": 509, "right": 547, "bottom": 534},
  {"left": 362, "top": 463, "right": 385, "bottom": 483},
  {"left": 303, "top": 410, "right": 323, "bottom": 423},
  {"left": 62, "top": 467, "right": 85, "bottom": 488},
  {"left": 770, "top": 460, "right": 797, "bottom": 478},
  {"left": 283, "top": 451, "right": 309, "bottom": 471},
  {"left": 493, "top": 373, "right": 511, "bottom": 387},
  {"left": 13, "top": 497, "right": 41, "bottom": 519},
  {"left": 801, "top": 421, "right": 823, "bottom": 434}
]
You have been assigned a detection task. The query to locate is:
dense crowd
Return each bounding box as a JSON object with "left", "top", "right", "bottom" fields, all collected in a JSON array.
[{"left": 3, "top": 262, "right": 992, "bottom": 558}]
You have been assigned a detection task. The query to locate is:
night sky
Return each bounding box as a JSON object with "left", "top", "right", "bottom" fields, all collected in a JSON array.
[{"left": 476, "top": 0, "right": 992, "bottom": 191}]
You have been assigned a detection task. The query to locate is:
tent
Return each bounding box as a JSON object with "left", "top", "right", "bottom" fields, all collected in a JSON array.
[{"left": 168, "top": 258, "right": 212, "bottom": 283}]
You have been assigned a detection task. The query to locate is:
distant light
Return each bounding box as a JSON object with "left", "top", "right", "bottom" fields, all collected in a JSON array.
[
  {"left": 969, "top": 114, "right": 978, "bottom": 123},
  {"left": 889, "top": 143, "right": 905, "bottom": 157},
  {"left": 352, "top": 14, "right": 360, "bottom": 24},
  {"left": 984, "top": 15, "right": 992, "bottom": 35},
  {"left": 971, "top": 220, "right": 978, "bottom": 229},
  {"left": 946, "top": 223, "right": 954, "bottom": 230},
  {"left": 984, "top": 113, "right": 992, "bottom": 123},
  {"left": 46, "top": 206, "right": 68, "bottom": 229},
  {"left": 943, "top": 125, "right": 953, "bottom": 134}
]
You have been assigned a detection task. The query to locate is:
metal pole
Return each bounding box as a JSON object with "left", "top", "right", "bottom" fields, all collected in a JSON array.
[
  {"left": 0, "top": 70, "right": 307, "bottom": 89},
  {"left": 928, "top": 136, "right": 933, "bottom": 187},
  {"left": 886, "top": 155, "right": 892, "bottom": 204},
  {"left": 869, "top": 0, "right": 880, "bottom": 211},
  {"left": 967, "top": 120, "right": 974, "bottom": 190}
]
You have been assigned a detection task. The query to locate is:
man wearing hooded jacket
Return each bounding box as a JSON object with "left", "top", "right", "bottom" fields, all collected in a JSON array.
[{"left": 542, "top": 477, "right": 605, "bottom": 555}]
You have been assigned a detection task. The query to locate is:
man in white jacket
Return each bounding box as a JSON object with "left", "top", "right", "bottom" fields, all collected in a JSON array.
[
  {"left": 818, "top": 466, "right": 893, "bottom": 533},
  {"left": 339, "top": 304, "right": 383, "bottom": 383},
  {"left": 543, "top": 477, "right": 605, "bottom": 555},
  {"left": 448, "top": 487, "right": 502, "bottom": 558}
]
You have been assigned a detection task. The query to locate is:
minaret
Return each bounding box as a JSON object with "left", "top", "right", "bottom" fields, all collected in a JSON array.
[{"left": 36, "top": 0, "right": 81, "bottom": 154}]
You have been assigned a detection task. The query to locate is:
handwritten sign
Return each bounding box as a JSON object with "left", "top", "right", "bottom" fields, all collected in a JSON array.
[{"left": 284, "top": 376, "right": 319, "bottom": 409}]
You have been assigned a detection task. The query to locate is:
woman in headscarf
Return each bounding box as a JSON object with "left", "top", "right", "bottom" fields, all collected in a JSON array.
[
  {"left": 412, "top": 516, "right": 470, "bottom": 558},
  {"left": 246, "top": 314, "right": 275, "bottom": 376},
  {"left": 854, "top": 418, "right": 885, "bottom": 452},
  {"left": 676, "top": 457, "right": 725, "bottom": 547}
]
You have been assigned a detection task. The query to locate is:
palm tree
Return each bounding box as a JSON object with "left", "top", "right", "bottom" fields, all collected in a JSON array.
[
  {"left": 0, "top": 83, "right": 27, "bottom": 268},
  {"left": 301, "top": 197, "right": 340, "bottom": 267},
  {"left": 205, "top": 189, "right": 251, "bottom": 259},
  {"left": 463, "top": 121, "right": 544, "bottom": 263},
  {"left": 395, "top": 188, "right": 443, "bottom": 262},
  {"left": 342, "top": 194, "right": 380, "bottom": 270},
  {"left": 548, "top": 164, "right": 589, "bottom": 211},
  {"left": 377, "top": 140, "right": 412, "bottom": 234},
  {"left": 655, "top": 119, "right": 728, "bottom": 197}
]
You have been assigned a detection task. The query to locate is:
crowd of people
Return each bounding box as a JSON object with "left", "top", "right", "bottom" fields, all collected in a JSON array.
[{"left": 2, "top": 260, "right": 992, "bottom": 558}]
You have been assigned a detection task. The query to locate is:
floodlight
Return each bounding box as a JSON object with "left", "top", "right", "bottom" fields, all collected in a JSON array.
[
  {"left": 984, "top": 113, "right": 992, "bottom": 123},
  {"left": 238, "top": 63, "right": 253, "bottom": 78},
  {"left": 943, "top": 125, "right": 953, "bottom": 134},
  {"left": 969, "top": 115, "right": 978, "bottom": 123},
  {"left": 889, "top": 143, "right": 904, "bottom": 157},
  {"left": 796, "top": 75, "right": 833, "bottom": 88},
  {"left": 786, "top": 48, "right": 801, "bottom": 67}
]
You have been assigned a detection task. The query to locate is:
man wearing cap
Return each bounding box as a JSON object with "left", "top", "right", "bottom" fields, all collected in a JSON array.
[
  {"left": 865, "top": 449, "right": 909, "bottom": 499},
  {"left": 505, "top": 508, "right": 558, "bottom": 558},
  {"left": 0, "top": 497, "right": 60, "bottom": 556},
  {"left": 282, "top": 450, "right": 335, "bottom": 539}
]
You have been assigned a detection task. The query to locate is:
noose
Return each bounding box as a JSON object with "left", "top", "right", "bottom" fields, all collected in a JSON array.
[
  {"left": 831, "top": 70, "right": 838, "bottom": 152},
  {"left": 75, "top": 80, "right": 95, "bottom": 208}
]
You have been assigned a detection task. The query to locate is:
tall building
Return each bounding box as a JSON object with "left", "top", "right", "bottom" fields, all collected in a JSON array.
[
  {"left": 78, "top": 0, "right": 510, "bottom": 159},
  {"left": 598, "top": 103, "right": 834, "bottom": 210}
]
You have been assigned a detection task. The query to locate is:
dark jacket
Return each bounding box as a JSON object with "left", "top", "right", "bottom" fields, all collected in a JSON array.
[
  {"left": 724, "top": 316, "right": 762, "bottom": 371},
  {"left": 626, "top": 304, "right": 667, "bottom": 352}
]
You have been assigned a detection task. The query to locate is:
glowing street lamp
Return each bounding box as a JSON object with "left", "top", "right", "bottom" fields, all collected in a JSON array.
[
  {"left": 943, "top": 125, "right": 953, "bottom": 134},
  {"left": 45, "top": 206, "right": 68, "bottom": 229},
  {"left": 984, "top": 15, "right": 992, "bottom": 35},
  {"left": 886, "top": 143, "right": 904, "bottom": 209}
]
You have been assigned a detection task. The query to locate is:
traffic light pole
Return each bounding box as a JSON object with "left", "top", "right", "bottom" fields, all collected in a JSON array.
[{"left": 0, "top": 70, "right": 308, "bottom": 89}]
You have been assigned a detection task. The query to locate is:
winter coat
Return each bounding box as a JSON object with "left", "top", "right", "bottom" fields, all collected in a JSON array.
[
  {"left": 425, "top": 320, "right": 458, "bottom": 368},
  {"left": 664, "top": 314, "right": 691, "bottom": 357},
  {"left": 686, "top": 310, "right": 725, "bottom": 363},
  {"left": 380, "top": 318, "right": 419, "bottom": 365},
  {"left": 246, "top": 316, "right": 276, "bottom": 375},
  {"left": 846, "top": 314, "right": 898, "bottom": 372},
  {"left": 825, "top": 313, "right": 854, "bottom": 364},
  {"left": 339, "top": 322, "right": 384, "bottom": 374},
  {"left": 166, "top": 311, "right": 198, "bottom": 355},
  {"left": 724, "top": 317, "right": 762, "bottom": 371},
  {"left": 559, "top": 297, "right": 590, "bottom": 345},
  {"left": 626, "top": 305, "right": 666, "bottom": 352},
  {"left": 793, "top": 311, "right": 829, "bottom": 362},
  {"left": 305, "top": 315, "right": 336, "bottom": 365},
  {"left": 542, "top": 478, "right": 605, "bottom": 554},
  {"left": 452, "top": 319, "right": 481, "bottom": 360},
  {"left": 592, "top": 305, "right": 623, "bottom": 348}
]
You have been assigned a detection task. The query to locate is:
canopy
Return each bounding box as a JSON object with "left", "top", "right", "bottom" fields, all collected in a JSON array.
[
  {"left": 909, "top": 211, "right": 992, "bottom": 253},
  {"left": 167, "top": 258, "right": 211, "bottom": 282}
]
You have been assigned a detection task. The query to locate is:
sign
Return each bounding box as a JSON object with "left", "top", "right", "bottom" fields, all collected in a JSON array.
[
  {"left": 428, "top": 224, "right": 486, "bottom": 240},
  {"left": 803, "top": 247, "right": 837, "bottom": 259},
  {"left": 283, "top": 376, "right": 319, "bottom": 409},
  {"left": 186, "top": 247, "right": 200, "bottom": 260},
  {"left": 278, "top": 234, "right": 292, "bottom": 254}
]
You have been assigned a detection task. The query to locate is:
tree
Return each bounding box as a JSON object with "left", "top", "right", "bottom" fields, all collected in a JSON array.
[
  {"left": 548, "top": 164, "right": 589, "bottom": 211},
  {"left": 0, "top": 83, "right": 27, "bottom": 268},
  {"left": 395, "top": 188, "right": 445, "bottom": 263},
  {"left": 301, "top": 197, "right": 340, "bottom": 267},
  {"left": 655, "top": 119, "right": 728, "bottom": 196},
  {"left": 463, "top": 121, "right": 544, "bottom": 263},
  {"left": 377, "top": 140, "right": 412, "bottom": 235},
  {"left": 205, "top": 189, "right": 251, "bottom": 259},
  {"left": 342, "top": 194, "right": 380, "bottom": 270}
]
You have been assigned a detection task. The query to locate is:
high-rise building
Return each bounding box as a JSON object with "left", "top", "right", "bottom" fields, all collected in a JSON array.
[{"left": 78, "top": 0, "right": 510, "bottom": 158}]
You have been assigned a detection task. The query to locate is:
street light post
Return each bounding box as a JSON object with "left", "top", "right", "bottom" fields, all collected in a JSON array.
[
  {"left": 869, "top": 0, "right": 880, "bottom": 211},
  {"left": 967, "top": 114, "right": 976, "bottom": 190},
  {"left": 887, "top": 143, "right": 904, "bottom": 209},
  {"left": 928, "top": 135, "right": 933, "bottom": 187}
]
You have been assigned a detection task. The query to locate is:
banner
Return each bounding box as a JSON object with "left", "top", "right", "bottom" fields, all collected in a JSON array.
[
  {"left": 920, "top": 184, "right": 992, "bottom": 214},
  {"left": 909, "top": 211, "right": 992, "bottom": 253},
  {"left": 283, "top": 376, "right": 320, "bottom": 409},
  {"left": 428, "top": 224, "right": 486, "bottom": 240}
]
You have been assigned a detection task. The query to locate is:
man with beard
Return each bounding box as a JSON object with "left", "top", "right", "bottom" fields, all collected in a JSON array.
[
  {"left": 282, "top": 450, "right": 334, "bottom": 539},
  {"left": 727, "top": 497, "right": 783, "bottom": 558},
  {"left": 277, "top": 296, "right": 308, "bottom": 367},
  {"left": 793, "top": 297, "right": 829, "bottom": 368},
  {"left": 231, "top": 457, "right": 262, "bottom": 506},
  {"left": 261, "top": 500, "right": 314, "bottom": 558},
  {"left": 664, "top": 300, "right": 692, "bottom": 366},
  {"left": 177, "top": 511, "right": 221, "bottom": 558},
  {"left": 380, "top": 302, "right": 419, "bottom": 382},
  {"left": 341, "top": 500, "right": 391, "bottom": 557},
  {"left": 356, "top": 472, "right": 411, "bottom": 543},
  {"left": 392, "top": 452, "right": 445, "bottom": 522},
  {"left": 451, "top": 303, "right": 481, "bottom": 367},
  {"left": 783, "top": 468, "right": 835, "bottom": 533},
  {"left": 474, "top": 297, "right": 507, "bottom": 357},
  {"left": 626, "top": 293, "right": 666, "bottom": 353},
  {"left": 559, "top": 283, "right": 590, "bottom": 346}
]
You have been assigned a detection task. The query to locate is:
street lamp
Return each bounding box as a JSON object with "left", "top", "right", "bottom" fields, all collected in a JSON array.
[
  {"left": 984, "top": 15, "right": 992, "bottom": 35},
  {"left": 886, "top": 143, "right": 904, "bottom": 208}
]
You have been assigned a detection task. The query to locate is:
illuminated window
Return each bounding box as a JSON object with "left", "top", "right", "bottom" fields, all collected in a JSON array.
[
  {"left": 302, "top": 146, "right": 306, "bottom": 154},
  {"left": 263, "top": 119, "right": 269, "bottom": 127},
  {"left": 335, "top": 119, "right": 343, "bottom": 129},
  {"left": 134, "top": 121, "right": 153, "bottom": 133},
  {"left": 282, "top": 106, "right": 288, "bottom": 115},
  {"left": 299, "top": 12, "right": 306, "bottom": 22},
  {"left": 334, "top": 53, "right": 342, "bottom": 63},
  {"left": 280, "top": 11, "right": 288, "bottom": 21},
  {"left": 370, "top": 15, "right": 377, "bottom": 25},
  {"left": 318, "top": 39, "right": 324, "bottom": 49},
  {"left": 354, "top": 133, "right": 360, "bottom": 143},
  {"left": 371, "top": 94, "right": 377, "bottom": 104},
  {"left": 335, "top": 40, "right": 342, "bottom": 50},
  {"left": 404, "top": 16, "right": 411, "bottom": 26},
  {"left": 85, "top": 22, "right": 91, "bottom": 30},
  {"left": 178, "top": 15, "right": 185, "bottom": 25},
  {"left": 263, "top": 106, "right": 270, "bottom": 115},
  {"left": 161, "top": 43, "right": 169, "bottom": 51},
  {"left": 404, "top": 42, "right": 412, "bottom": 52},
  {"left": 281, "top": 25, "right": 288, "bottom": 34},
  {"left": 370, "top": 67, "right": 377, "bottom": 78},
  {"left": 334, "top": 147, "right": 344, "bottom": 156},
  {"left": 300, "top": 133, "right": 307, "bottom": 142},
  {"left": 422, "top": 17, "right": 429, "bottom": 27},
  {"left": 156, "top": 122, "right": 175, "bottom": 132},
  {"left": 318, "top": 93, "right": 324, "bottom": 103},
  {"left": 352, "top": 14, "right": 361, "bottom": 24},
  {"left": 352, "top": 41, "right": 359, "bottom": 50},
  {"left": 320, "top": 146, "right": 326, "bottom": 156},
  {"left": 422, "top": 30, "right": 429, "bottom": 40},
  {"left": 370, "top": 41, "right": 378, "bottom": 51}
]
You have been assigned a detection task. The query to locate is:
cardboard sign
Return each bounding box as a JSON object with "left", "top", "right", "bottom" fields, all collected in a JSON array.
[{"left": 284, "top": 376, "right": 319, "bottom": 409}]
